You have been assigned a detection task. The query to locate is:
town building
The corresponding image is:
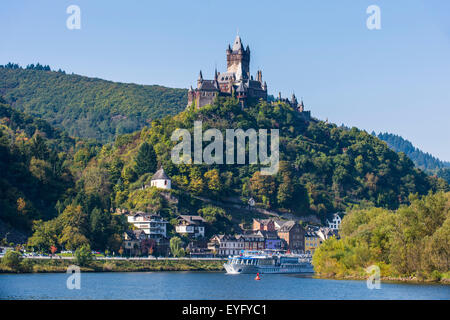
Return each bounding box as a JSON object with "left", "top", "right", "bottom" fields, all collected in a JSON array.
[
  {"left": 252, "top": 218, "right": 276, "bottom": 232},
  {"left": 316, "top": 227, "right": 339, "bottom": 241},
  {"left": 208, "top": 234, "right": 245, "bottom": 256},
  {"left": 186, "top": 240, "right": 214, "bottom": 258},
  {"left": 304, "top": 229, "right": 323, "bottom": 255},
  {"left": 260, "top": 230, "right": 284, "bottom": 250},
  {"left": 150, "top": 167, "right": 171, "bottom": 190},
  {"left": 275, "top": 221, "right": 305, "bottom": 253},
  {"left": 123, "top": 229, "right": 147, "bottom": 256},
  {"left": 175, "top": 215, "right": 206, "bottom": 238},
  {"left": 326, "top": 213, "right": 344, "bottom": 231},
  {"left": 127, "top": 212, "right": 168, "bottom": 241},
  {"left": 242, "top": 231, "right": 265, "bottom": 251}
]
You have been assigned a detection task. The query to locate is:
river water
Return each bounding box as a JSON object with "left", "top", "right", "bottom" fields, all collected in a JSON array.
[{"left": 0, "top": 272, "right": 448, "bottom": 300}]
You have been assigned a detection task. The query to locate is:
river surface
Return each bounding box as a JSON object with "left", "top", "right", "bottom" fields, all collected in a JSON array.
[{"left": 0, "top": 272, "right": 448, "bottom": 300}]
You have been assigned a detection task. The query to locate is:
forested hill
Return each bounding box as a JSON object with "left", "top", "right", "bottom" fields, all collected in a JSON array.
[
  {"left": 85, "top": 97, "right": 448, "bottom": 228},
  {"left": 376, "top": 132, "right": 450, "bottom": 172},
  {"left": 0, "top": 64, "right": 188, "bottom": 142},
  {"left": 2, "top": 95, "right": 449, "bottom": 252},
  {"left": 0, "top": 101, "right": 77, "bottom": 231}
]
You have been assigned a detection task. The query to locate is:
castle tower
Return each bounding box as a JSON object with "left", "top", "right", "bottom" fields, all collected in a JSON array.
[
  {"left": 236, "top": 82, "right": 247, "bottom": 109},
  {"left": 291, "top": 93, "right": 298, "bottom": 108},
  {"left": 298, "top": 99, "right": 304, "bottom": 112},
  {"left": 227, "top": 35, "right": 250, "bottom": 80},
  {"left": 187, "top": 86, "right": 195, "bottom": 107},
  {"left": 256, "top": 70, "right": 263, "bottom": 83},
  {"left": 197, "top": 70, "right": 203, "bottom": 88}
]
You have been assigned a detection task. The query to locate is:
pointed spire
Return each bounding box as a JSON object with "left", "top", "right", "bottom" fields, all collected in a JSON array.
[
  {"left": 198, "top": 70, "right": 203, "bottom": 80},
  {"left": 214, "top": 68, "right": 218, "bottom": 80},
  {"left": 298, "top": 97, "right": 304, "bottom": 112},
  {"left": 232, "top": 34, "right": 244, "bottom": 51}
]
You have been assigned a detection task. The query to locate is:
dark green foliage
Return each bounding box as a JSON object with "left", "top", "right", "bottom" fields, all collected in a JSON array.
[
  {"left": 376, "top": 132, "right": 450, "bottom": 172},
  {"left": 0, "top": 102, "right": 76, "bottom": 231},
  {"left": 134, "top": 142, "right": 157, "bottom": 176},
  {"left": 99, "top": 97, "right": 447, "bottom": 225},
  {"left": 313, "top": 192, "right": 450, "bottom": 280},
  {"left": 74, "top": 244, "right": 93, "bottom": 267},
  {"left": 198, "top": 205, "right": 235, "bottom": 237},
  {"left": 0, "top": 66, "right": 187, "bottom": 142},
  {"left": 437, "top": 168, "right": 450, "bottom": 184},
  {"left": 1, "top": 250, "right": 22, "bottom": 269}
]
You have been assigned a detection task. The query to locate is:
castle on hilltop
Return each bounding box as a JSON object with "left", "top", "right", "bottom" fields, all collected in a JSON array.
[
  {"left": 187, "top": 34, "right": 267, "bottom": 109},
  {"left": 187, "top": 34, "right": 310, "bottom": 120}
]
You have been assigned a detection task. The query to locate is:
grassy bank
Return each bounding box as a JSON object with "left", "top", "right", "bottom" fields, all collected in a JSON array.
[
  {"left": 0, "top": 258, "right": 225, "bottom": 273},
  {"left": 313, "top": 270, "right": 450, "bottom": 285}
]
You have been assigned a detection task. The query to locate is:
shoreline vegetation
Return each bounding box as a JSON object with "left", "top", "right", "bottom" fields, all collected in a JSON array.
[
  {"left": 313, "top": 273, "right": 450, "bottom": 285},
  {"left": 0, "top": 257, "right": 226, "bottom": 274},
  {"left": 312, "top": 192, "right": 450, "bottom": 285},
  {"left": 1, "top": 257, "right": 448, "bottom": 285}
]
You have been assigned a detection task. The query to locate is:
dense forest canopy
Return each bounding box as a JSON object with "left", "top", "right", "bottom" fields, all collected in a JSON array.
[
  {"left": 312, "top": 191, "right": 450, "bottom": 281},
  {"left": 1, "top": 66, "right": 448, "bottom": 256},
  {"left": 0, "top": 63, "right": 187, "bottom": 142},
  {"left": 376, "top": 132, "right": 450, "bottom": 172},
  {"left": 85, "top": 97, "right": 448, "bottom": 227},
  {"left": 0, "top": 101, "right": 77, "bottom": 230}
]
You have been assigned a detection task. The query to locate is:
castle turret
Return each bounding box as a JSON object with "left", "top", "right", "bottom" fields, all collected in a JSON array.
[
  {"left": 187, "top": 34, "right": 268, "bottom": 109},
  {"left": 298, "top": 99, "right": 304, "bottom": 112},
  {"left": 197, "top": 70, "right": 203, "bottom": 88},
  {"left": 291, "top": 93, "right": 298, "bottom": 108},
  {"left": 227, "top": 34, "right": 250, "bottom": 80},
  {"left": 236, "top": 82, "right": 247, "bottom": 109},
  {"left": 256, "top": 70, "right": 262, "bottom": 83},
  {"left": 187, "top": 86, "right": 194, "bottom": 105}
]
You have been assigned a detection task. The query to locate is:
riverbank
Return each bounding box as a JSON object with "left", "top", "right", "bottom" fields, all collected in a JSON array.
[
  {"left": 0, "top": 258, "right": 226, "bottom": 273},
  {"left": 313, "top": 273, "right": 450, "bottom": 285}
]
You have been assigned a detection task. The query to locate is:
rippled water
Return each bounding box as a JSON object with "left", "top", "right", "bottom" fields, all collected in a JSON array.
[{"left": 0, "top": 272, "right": 448, "bottom": 300}]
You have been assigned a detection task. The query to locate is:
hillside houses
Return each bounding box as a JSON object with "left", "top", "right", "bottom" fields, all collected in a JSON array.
[
  {"left": 175, "top": 215, "right": 206, "bottom": 238},
  {"left": 127, "top": 212, "right": 168, "bottom": 241},
  {"left": 120, "top": 207, "right": 341, "bottom": 258},
  {"left": 326, "top": 213, "right": 344, "bottom": 231}
]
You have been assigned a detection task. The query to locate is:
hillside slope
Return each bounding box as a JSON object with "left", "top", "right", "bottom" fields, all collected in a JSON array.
[
  {"left": 376, "top": 132, "right": 450, "bottom": 172},
  {"left": 88, "top": 97, "right": 448, "bottom": 226},
  {"left": 0, "top": 100, "right": 78, "bottom": 232},
  {"left": 0, "top": 64, "right": 187, "bottom": 142}
]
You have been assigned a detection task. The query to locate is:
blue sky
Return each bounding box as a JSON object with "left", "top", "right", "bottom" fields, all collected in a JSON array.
[{"left": 1, "top": 0, "right": 449, "bottom": 161}]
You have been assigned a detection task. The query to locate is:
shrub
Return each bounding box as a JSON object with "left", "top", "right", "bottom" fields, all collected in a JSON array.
[
  {"left": 74, "top": 244, "right": 93, "bottom": 267},
  {"left": 2, "top": 250, "right": 22, "bottom": 269}
]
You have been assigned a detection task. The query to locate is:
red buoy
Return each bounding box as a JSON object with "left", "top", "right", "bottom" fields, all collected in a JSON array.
[{"left": 255, "top": 273, "right": 261, "bottom": 281}]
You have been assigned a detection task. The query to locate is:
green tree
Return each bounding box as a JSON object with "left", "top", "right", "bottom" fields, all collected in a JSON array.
[
  {"left": 134, "top": 142, "right": 157, "bottom": 176},
  {"left": 1, "top": 250, "right": 22, "bottom": 269},
  {"left": 170, "top": 237, "right": 185, "bottom": 257},
  {"left": 74, "top": 244, "right": 93, "bottom": 267}
]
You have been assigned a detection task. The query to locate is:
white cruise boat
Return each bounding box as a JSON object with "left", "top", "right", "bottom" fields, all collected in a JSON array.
[{"left": 223, "top": 250, "right": 314, "bottom": 274}]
